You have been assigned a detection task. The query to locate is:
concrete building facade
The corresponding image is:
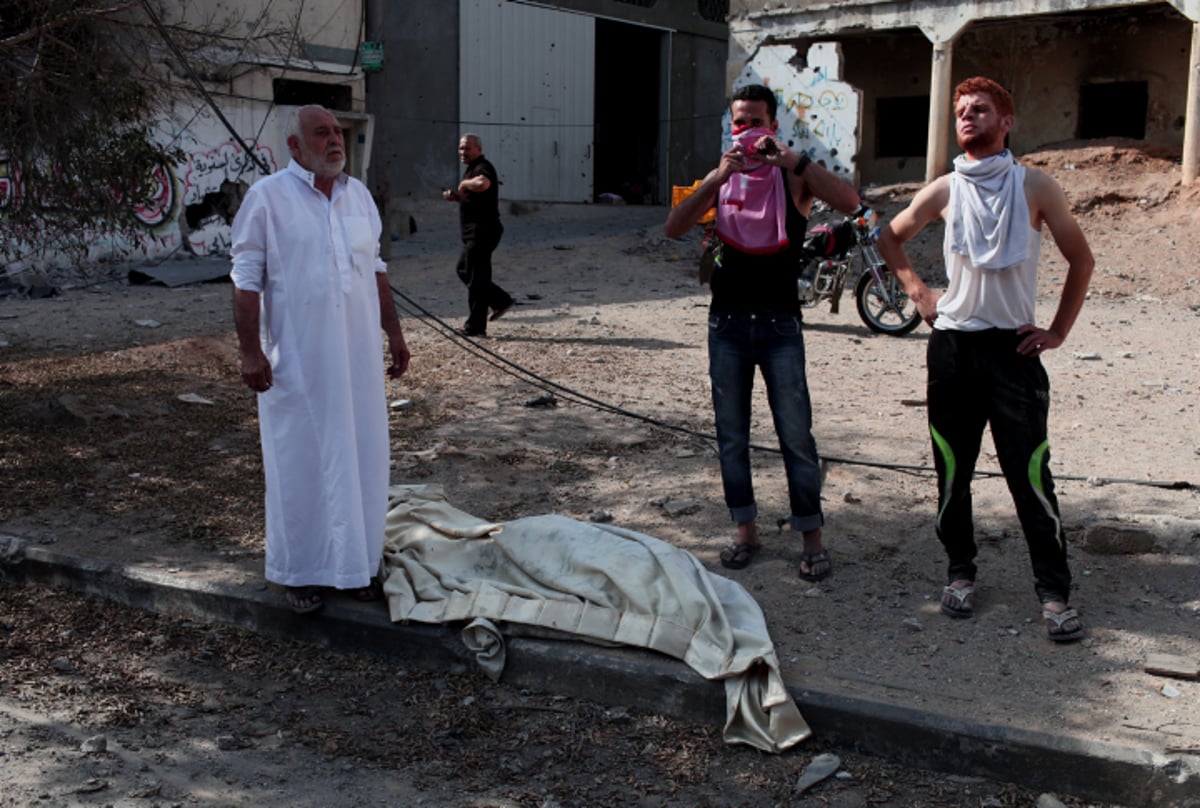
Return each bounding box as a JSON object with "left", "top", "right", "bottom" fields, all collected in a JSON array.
[
  {"left": 728, "top": 0, "right": 1200, "bottom": 186},
  {"left": 364, "top": 0, "right": 729, "bottom": 235}
]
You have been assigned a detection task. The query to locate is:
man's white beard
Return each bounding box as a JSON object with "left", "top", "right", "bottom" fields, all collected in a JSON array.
[{"left": 301, "top": 144, "right": 345, "bottom": 178}]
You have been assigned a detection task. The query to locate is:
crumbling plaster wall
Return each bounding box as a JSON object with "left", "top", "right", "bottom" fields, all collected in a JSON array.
[
  {"left": 839, "top": 33, "right": 932, "bottom": 185},
  {"left": 955, "top": 11, "right": 1190, "bottom": 151},
  {"left": 730, "top": 3, "right": 1192, "bottom": 185}
]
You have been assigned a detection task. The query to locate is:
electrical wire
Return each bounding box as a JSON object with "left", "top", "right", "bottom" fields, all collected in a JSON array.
[
  {"left": 163, "top": 0, "right": 280, "bottom": 151},
  {"left": 139, "top": 0, "right": 270, "bottom": 175},
  {"left": 413, "top": 112, "right": 729, "bottom": 130},
  {"left": 243, "top": 0, "right": 306, "bottom": 179},
  {"left": 386, "top": 283, "right": 1195, "bottom": 492}
]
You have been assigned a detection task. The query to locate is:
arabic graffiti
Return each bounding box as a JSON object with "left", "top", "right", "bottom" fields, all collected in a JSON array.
[
  {"left": 181, "top": 142, "right": 275, "bottom": 256},
  {"left": 182, "top": 142, "right": 275, "bottom": 207},
  {"left": 0, "top": 148, "right": 176, "bottom": 227}
]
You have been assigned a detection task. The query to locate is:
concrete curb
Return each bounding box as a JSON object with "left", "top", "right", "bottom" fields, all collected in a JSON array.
[{"left": 3, "top": 539, "right": 1197, "bottom": 807}]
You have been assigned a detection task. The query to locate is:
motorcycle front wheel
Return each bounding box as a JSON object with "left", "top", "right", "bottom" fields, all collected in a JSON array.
[{"left": 854, "top": 266, "right": 922, "bottom": 336}]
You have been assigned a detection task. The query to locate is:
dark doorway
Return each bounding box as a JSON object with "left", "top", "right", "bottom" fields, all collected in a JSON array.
[
  {"left": 875, "top": 96, "right": 929, "bottom": 157},
  {"left": 594, "top": 19, "right": 662, "bottom": 204},
  {"left": 1079, "top": 81, "right": 1148, "bottom": 139}
]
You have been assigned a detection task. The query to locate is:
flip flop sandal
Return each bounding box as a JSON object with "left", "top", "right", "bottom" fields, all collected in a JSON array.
[
  {"left": 719, "top": 542, "right": 761, "bottom": 570},
  {"left": 352, "top": 582, "right": 382, "bottom": 602},
  {"left": 798, "top": 550, "right": 832, "bottom": 582},
  {"left": 286, "top": 586, "right": 324, "bottom": 615},
  {"left": 1043, "top": 607, "right": 1085, "bottom": 642},
  {"left": 940, "top": 583, "right": 975, "bottom": 619}
]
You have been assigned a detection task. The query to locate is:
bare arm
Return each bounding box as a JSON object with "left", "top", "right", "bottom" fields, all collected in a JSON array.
[
  {"left": 232, "top": 287, "right": 272, "bottom": 392},
  {"left": 663, "top": 146, "right": 742, "bottom": 238},
  {"left": 785, "top": 156, "right": 861, "bottom": 214},
  {"left": 1015, "top": 169, "right": 1094, "bottom": 356},
  {"left": 458, "top": 173, "right": 490, "bottom": 194},
  {"left": 375, "top": 272, "right": 410, "bottom": 378},
  {"left": 876, "top": 176, "right": 951, "bottom": 326},
  {"left": 792, "top": 159, "right": 861, "bottom": 213},
  {"left": 746, "top": 133, "right": 861, "bottom": 214}
]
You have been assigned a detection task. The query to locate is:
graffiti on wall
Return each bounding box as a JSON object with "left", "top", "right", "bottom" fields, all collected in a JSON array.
[
  {"left": 131, "top": 161, "right": 179, "bottom": 231},
  {"left": 0, "top": 139, "right": 277, "bottom": 270},
  {"left": 0, "top": 148, "right": 14, "bottom": 210},
  {"left": 180, "top": 142, "right": 277, "bottom": 256},
  {"left": 728, "top": 43, "right": 861, "bottom": 181}
]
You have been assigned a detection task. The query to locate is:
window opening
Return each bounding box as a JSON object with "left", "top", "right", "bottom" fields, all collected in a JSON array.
[
  {"left": 876, "top": 96, "right": 929, "bottom": 158},
  {"left": 1078, "top": 81, "right": 1147, "bottom": 139}
]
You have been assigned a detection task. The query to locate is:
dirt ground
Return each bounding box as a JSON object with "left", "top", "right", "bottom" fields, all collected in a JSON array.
[{"left": 1, "top": 140, "right": 1198, "bottom": 806}]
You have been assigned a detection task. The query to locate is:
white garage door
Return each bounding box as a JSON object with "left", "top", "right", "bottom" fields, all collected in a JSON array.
[{"left": 460, "top": 0, "right": 595, "bottom": 202}]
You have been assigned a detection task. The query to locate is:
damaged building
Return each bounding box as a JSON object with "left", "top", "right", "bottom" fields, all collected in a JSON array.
[{"left": 727, "top": 0, "right": 1200, "bottom": 186}]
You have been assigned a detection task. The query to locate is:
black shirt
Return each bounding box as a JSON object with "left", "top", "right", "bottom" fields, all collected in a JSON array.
[
  {"left": 710, "top": 168, "right": 808, "bottom": 315},
  {"left": 459, "top": 156, "right": 501, "bottom": 236}
]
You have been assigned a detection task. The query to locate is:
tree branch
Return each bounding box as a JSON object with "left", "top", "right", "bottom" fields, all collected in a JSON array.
[{"left": 0, "top": 2, "right": 138, "bottom": 50}]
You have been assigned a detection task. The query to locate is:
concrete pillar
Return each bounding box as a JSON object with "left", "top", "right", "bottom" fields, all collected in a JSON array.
[
  {"left": 1185, "top": 21, "right": 1200, "bottom": 185},
  {"left": 926, "top": 41, "right": 954, "bottom": 182},
  {"left": 916, "top": 15, "right": 968, "bottom": 183}
]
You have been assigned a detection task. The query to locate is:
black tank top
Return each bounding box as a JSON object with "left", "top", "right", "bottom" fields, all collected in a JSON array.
[{"left": 709, "top": 167, "right": 808, "bottom": 315}]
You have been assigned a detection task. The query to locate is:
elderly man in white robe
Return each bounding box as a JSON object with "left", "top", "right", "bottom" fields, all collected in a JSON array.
[{"left": 231, "top": 104, "right": 409, "bottom": 614}]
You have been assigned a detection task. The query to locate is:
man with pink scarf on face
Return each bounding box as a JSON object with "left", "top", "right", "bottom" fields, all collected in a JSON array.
[
  {"left": 878, "top": 77, "right": 1094, "bottom": 642},
  {"left": 665, "top": 84, "right": 863, "bottom": 580}
]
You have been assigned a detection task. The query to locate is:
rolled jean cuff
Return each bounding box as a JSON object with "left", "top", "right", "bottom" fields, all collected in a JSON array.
[
  {"left": 729, "top": 504, "right": 757, "bottom": 525},
  {"left": 789, "top": 513, "right": 823, "bottom": 533}
]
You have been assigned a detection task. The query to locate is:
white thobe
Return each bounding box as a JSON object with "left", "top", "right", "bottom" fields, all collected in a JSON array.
[{"left": 230, "top": 159, "right": 390, "bottom": 588}]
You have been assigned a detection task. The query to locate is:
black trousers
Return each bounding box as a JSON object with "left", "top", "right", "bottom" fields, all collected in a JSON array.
[
  {"left": 927, "top": 328, "right": 1072, "bottom": 604},
  {"left": 455, "top": 224, "right": 512, "bottom": 333}
]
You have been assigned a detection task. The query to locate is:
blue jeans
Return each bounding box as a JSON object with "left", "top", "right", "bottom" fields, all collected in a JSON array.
[{"left": 707, "top": 311, "right": 823, "bottom": 532}]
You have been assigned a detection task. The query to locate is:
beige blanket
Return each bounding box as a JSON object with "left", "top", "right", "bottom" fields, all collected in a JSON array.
[{"left": 380, "top": 484, "right": 810, "bottom": 752}]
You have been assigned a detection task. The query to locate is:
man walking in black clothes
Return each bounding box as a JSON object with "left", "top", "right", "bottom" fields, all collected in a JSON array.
[{"left": 442, "top": 133, "right": 514, "bottom": 337}]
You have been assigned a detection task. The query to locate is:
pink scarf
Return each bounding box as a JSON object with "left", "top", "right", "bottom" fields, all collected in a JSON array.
[{"left": 715, "top": 126, "right": 789, "bottom": 255}]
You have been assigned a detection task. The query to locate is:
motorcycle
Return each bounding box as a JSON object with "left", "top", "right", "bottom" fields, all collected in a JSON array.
[{"left": 797, "top": 207, "right": 922, "bottom": 336}]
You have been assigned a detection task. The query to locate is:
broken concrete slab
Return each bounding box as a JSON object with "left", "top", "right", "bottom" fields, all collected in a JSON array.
[
  {"left": 1145, "top": 653, "right": 1200, "bottom": 680},
  {"left": 127, "top": 259, "right": 230, "bottom": 288}
]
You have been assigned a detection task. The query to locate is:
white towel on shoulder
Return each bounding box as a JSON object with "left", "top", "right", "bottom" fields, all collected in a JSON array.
[{"left": 947, "top": 150, "right": 1029, "bottom": 271}]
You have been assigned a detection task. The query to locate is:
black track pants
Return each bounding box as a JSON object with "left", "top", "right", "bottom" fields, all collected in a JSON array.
[{"left": 926, "top": 328, "right": 1072, "bottom": 604}]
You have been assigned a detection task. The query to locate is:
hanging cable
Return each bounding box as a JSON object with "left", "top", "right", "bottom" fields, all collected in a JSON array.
[
  {"left": 139, "top": 0, "right": 270, "bottom": 175},
  {"left": 163, "top": 0, "right": 280, "bottom": 151},
  {"left": 386, "top": 284, "right": 1194, "bottom": 492},
  {"left": 244, "top": 0, "right": 307, "bottom": 175}
]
